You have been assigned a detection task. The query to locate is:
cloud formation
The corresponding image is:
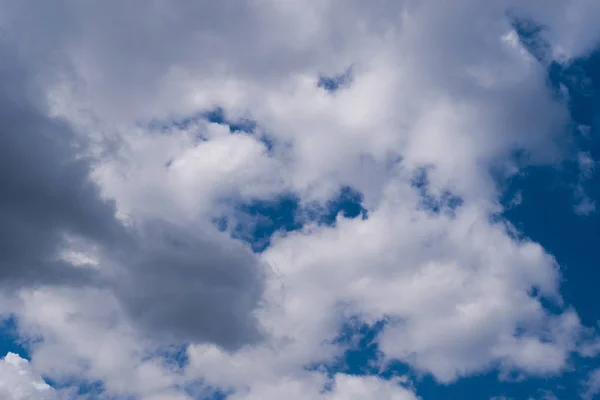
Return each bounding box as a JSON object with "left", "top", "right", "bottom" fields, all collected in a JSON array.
[
  {"left": 0, "top": 0, "right": 599, "bottom": 399},
  {"left": 0, "top": 18, "right": 268, "bottom": 352},
  {"left": 0, "top": 353, "right": 56, "bottom": 400}
]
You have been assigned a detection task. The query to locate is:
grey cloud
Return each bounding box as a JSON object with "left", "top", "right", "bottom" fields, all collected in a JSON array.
[
  {"left": 0, "top": 39, "right": 266, "bottom": 350},
  {"left": 0, "top": 44, "right": 119, "bottom": 287},
  {"left": 111, "top": 220, "right": 265, "bottom": 349}
]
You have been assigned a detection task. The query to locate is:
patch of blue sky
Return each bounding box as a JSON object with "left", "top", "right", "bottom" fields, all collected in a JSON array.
[
  {"left": 305, "top": 186, "right": 368, "bottom": 226},
  {"left": 511, "top": 17, "right": 553, "bottom": 64},
  {"left": 215, "top": 186, "right": 367, "bottom": 252},
  {"left": 410, "top": 167, "right": 464, "bottom": 216},
  {"left": 140, "top": 343, "right": 189, "bottom": 372},
  {"left": 46, "top": 379, "right": 108, "bottom": 399},
  {"left": 203, "top": 107, "right": 277, "bottom": 153},
  {"left": 0, "top": 315, "right": 29, "bottom": 360},
  {"left": 502, "top": 168, "right": 600, "bottom": 327},
  {"left": 202, "top": 107, "right": 257, "bottom": 134},
  {"left": 176, "top": 379, "right": 233, "bottom": 400},
  {"left": 214, "top": 193, "right": 302, "bottom": 252},
  {"left": 146, "top": 106, "right": 278, "bottom": 158},
  {"left": 318, "top": 67, "right": 353, "bottom": 93},
  {"left": 148, "top": 107, "right": 277, "bottom": 156}
]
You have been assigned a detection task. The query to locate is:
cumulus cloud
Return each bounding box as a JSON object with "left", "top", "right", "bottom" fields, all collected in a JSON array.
[
  {"left": 0, "top": 0, "right": 268, "bottom": 354},
  {"left": 0, "top": 353, "right": 56, "bottom": 400},
  {"left": 0, "top": 0, "right": 599, "bottom": 399}
]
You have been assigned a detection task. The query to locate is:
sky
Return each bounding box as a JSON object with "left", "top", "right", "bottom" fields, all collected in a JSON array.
[{"left": 1, "top": 1, "right": 600, "bottom": 399}]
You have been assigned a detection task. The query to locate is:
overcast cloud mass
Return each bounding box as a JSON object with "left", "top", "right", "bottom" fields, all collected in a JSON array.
[{"left": 1, "top": 1, "right": 600, "bottom": 399}]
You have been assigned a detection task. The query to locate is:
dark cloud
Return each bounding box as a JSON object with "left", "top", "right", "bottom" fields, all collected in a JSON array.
[
  {"left": 0, "top": 40, "right": 266, "bottom": 350},
  {"left": 0, "top": 43, "right": 119, "bottom": 287},
  {"left": 112, "top": 220, "right": 265, "bottom": 349}
]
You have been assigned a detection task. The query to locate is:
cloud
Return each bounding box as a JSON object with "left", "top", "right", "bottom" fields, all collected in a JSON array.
[
  {"left": 0, "top": 7, "right": 268, "bottom": 355},
  {"left": 0, "top": 353, "right": 56, "bottom": 400},
  {"left": 16, "top": 287, "right": 195, "bottom": 399},
  {"left": 583, "top": 368, "right": 600, "bottom": 399},
  {"left": 0, "top": 39, "right": 120, "bottom": 289},
  {"left": 0, "top": 0, "right": 599, "bottom": 398},
  {"left": 228, "top": 374, "right": 418, "bottom": 400},
  {"left": 573, "top": 151, "right": 596, "bottom": 215},
  {"left": 110, "top": 219, "right": 266, "bottom": 349},
  {"left": 258, "top": 190, "right": 578, "bottom": 383}
]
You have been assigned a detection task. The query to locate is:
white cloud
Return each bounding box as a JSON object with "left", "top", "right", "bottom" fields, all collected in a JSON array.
[
  {"left": 257, "top": 189, "right": 577, "bottom": 382},
  {"left": 228, "top": 374, "right": 418, "bottom": 400},
  {"left": 0, "top": 353, "right": 56, "bottom": 400},
  {"left": 15, "top": 287, "right": 192, "bottom": 399}
]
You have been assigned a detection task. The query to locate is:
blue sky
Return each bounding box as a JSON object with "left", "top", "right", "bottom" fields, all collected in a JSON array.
[{"left": 2, "top": 2, "right": 600, "bottom": 400}]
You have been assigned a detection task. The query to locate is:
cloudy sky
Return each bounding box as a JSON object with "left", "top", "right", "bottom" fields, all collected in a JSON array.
[{"left": 1, "top": 1, "right": 600, "bottom": 399}]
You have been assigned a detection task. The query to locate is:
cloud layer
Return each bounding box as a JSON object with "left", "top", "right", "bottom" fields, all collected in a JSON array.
[{"left": 0, "top": 0, "right": 599, "bottom": 399}]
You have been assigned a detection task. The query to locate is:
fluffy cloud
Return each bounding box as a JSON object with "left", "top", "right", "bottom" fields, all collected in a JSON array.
[
  {"left": 0, "top": 0, "right": 598, "bottom": 399},
  {"left": 0, "top": 0, "right": 268, "bottom": 355},
  {"left": 15, "top": 287, "right": 199, "bottom": 399},
  {"left": 187, "top": 185, "right": 581, "bottom": 386},
  {"left": 0, "top": 353, "right": 56, "bottom": 400}
]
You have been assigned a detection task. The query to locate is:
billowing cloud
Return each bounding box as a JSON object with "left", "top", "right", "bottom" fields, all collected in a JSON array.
[
  {"left": 0, "top": 15, "right": 268, "bottom": 352},
  {"left": 0, "top": 353, "right": 56, "bottom": 400},
  {"left": 0, "top": 0, "right": 599, "bottom": 399}
]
